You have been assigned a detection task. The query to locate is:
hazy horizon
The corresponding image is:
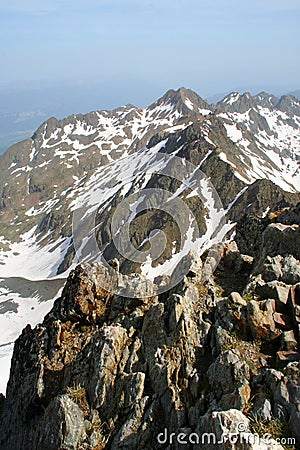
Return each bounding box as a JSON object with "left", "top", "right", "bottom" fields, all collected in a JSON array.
[
  {"left": 0, "top": 0, "right": 299, "bottom": 154},
  {"left": 1, "top": 0, "right": 299, "bottom": 98}
]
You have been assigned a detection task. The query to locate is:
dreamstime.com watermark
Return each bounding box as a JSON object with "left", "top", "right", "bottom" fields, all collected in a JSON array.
[{"left": 156, "top": 425, "right": 296, "bottom": 446}]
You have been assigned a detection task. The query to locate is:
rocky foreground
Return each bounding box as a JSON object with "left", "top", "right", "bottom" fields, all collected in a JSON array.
[{"left": 0, "top": 207, "right": 300, "bottom": 449}]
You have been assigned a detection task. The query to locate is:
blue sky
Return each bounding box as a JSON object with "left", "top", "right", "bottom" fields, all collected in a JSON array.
[{"left": 0, "top": 0, "right": 299, "bottom": 109}]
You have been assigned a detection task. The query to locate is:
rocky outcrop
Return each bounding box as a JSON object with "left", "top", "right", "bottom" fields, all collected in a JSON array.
[{"left": 1, "top": 229, "right": 299, "bottom": 449}]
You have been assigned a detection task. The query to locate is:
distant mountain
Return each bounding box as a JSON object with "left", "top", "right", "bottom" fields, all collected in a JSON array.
[
  {"left": 0, "top": 87, "right": 299, "bottom": 395},
  {"left": 0, "top": 78, "right": 164, "bottom": 155},
  {"left": 288, "top": 89, "right": 300, "bottom": 99},
  {"left": 1, "top": 85, "right": 300, "bottom": 276}
]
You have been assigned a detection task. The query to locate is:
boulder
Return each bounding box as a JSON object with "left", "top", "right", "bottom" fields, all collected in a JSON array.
[
  {"left": 229, "top": 292, "right": 247, "bottom": 307},
  {"left": 34, "top": 395, "right": 87, "bottom": 449},
  {"left": 289, "top": 283, "right": 300, "bottom": 324},
  {"left": 255, "top": 281, "right": 290, "bottom": 313},
  {"left": 256, "top": 255, "right": 283, "bottom": 282},
  {"left": 273, "top": 312, "right": 293, "bottom": 330},
  {"left": 280, "top": 330, "right": 298, "bottom": 352},
  {"left": 265, "top": 362, "right": 300, "bottom": 426},
  {"left": 207, "top": 350, "right": 250, "bottom": 409},
  {"left": 251, "top": 394, "right": 272, "bottom": 422},
  {"left": 246, "top": 299, "right": 280, "bottom": 341},
  {"left": 276, "top": 351, "right": 300, "bottom": 368},
  {"left": 281, "top": 256, "right": 300, "bottom": 285},
  {"left": 260, "top": 223, "right": 300, "bottom": 260}
]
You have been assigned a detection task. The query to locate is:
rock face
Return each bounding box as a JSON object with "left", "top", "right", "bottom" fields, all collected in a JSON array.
[{"left": 1, "top": 214, "right": 300, "bottom": 450}]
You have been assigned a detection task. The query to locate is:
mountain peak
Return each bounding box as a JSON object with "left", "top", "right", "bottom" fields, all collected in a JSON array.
[
  {"left": 217, "top": 90, "right": 279, "bottom": 113},
  {"left": 153, "top": 87, "right": 212, "bottom": 116}
]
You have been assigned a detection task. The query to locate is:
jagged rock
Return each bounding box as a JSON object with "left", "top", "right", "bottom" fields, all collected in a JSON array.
[
  {"left": 255, "top": 255, "right": 283, "bottom": 282},
  {"left": 197, "top": 409, "right": 250, "bottom": 449},
  {"left": 246, "top": 299, "right": 280, "bottom": 341},
  {"left": 276, "top": 351, "right": 300, "bottom": 368},
  {"left": 111, "top": 397, "right": 149, "bottom": 449},
  {"left": 264, "top": 363, "right": 300, "bottom": 424},
  {"left": 243, "top": 274, "right": 265, "bottom": 295},
  {"left": 167, "top": 294, "right": 184, "bottom": 332},
  {"left": 229, "top": 292, "right": 247, "bottom": 307},
  {"left": 207, "top": 350, "right": 250, "bottom": 409},
  {"left": 289, "top": 283, "right": 300, "bottom": 325},
  {"left": 221, "top": 241, "right": 242, "bottom": 272},
  {"left": 251, "top": 394, "right": 272, "bottom": 422},
  {"left": 1, "top": 254, "right": 299, "bottom": 449},
  {"left": 34, "top": 395, "right": 87, "bottom": 450},
  {"left": 260, "top": 223, "right": 300, "bottom": 260},
  {"left": 289, "top": 410, "right": 300, "bottom": 441},
  {"left": 280, "top": 330, "right": 298, "bottom": 352},
  {"left": 281, "top": 255, "right": 300, "bottom": 284},
  {"left": 212, "top": 325, "right": 233, "bottom": 355},
  {"left": 187, "top": 250, "right": 203, "bottom": 277},
  {"left": 0, "top": 262, "right": 216, "bottom": 448},
  {"left": 216, "top": 299, "right": 236, "bottom": 332},
  {"left": 273, "top": 312, "right": 293, "bottom": 330},
  {"left": 255, "top": 281, "right": 290, "bottom": 309},
  {"left": 240, "top": 254, "right": 254, "bottom": 272}
]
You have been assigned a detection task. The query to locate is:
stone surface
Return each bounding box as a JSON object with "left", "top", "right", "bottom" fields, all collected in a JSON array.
[
  {"left": 229, "top": 292, "right": 247, "bottom": 307},
  {"left": 34, "top": 395, "right": 87, "bottom": 450},
  {"left": 255, "top": 281, "right": 290, "bottom": 310},
  {"left": 252, "top": 395, "right": 272, "bottom": 422},
  {"left": 280, "top": 330, "right": 298, "bottom": 352},
  {"left": 246, "top": 299, "right": 280, "bottom": 341},
  {"left": 1, "top": 220, "right": 300, "bottom": 449}
]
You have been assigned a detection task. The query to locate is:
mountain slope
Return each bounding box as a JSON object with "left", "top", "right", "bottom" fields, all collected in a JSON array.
[{"left": 0, "top": 87, "right": 300, "bottom": 394}]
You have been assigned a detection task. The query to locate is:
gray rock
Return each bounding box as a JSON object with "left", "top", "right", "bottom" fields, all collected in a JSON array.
[
  {"left": 289, "top": 410, "right": 300, "bottom": 441},
  {"left": 197, "top": 409, "right": 251, "bottom": 449},
  {"left": 229, "top": 292, "right": 247, "bottom": 307},
  {"left": 280, "top": 330, "right": 298, "bottom": 352},
  {"left": 281, "top": 255, "right": 300, "bottom": 284},
  {"left": 1, "top": 253, "right": 298, "bottom": 449},
  {"left": 255, "top": 281, "right": 290, "bottom": 310},
  {"left": 257, "top": 255, "right": 283, "bottom": 282},
  {"left": 261, "top": 223, "right": 300, "bottom": 260},
  {"left": 252, "top": 395, "right": 272, "bottom": 422},
  {"left": 34, "top": 395, "right": 86, "bottom": 450},
  {"left": 265, "top": 362, "right": 300, "bottom": 425},
  {"left": 187, "top": 250, "right": 203, "bottom": 277},
  {"left": 207, "top": 350, "right": 250, "bottom": 409},
  {"left": 289, "top": 283, "right": 300, "bottom": 324}
]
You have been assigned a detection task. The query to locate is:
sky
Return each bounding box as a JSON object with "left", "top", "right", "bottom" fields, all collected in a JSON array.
[{"left": 0, "top": 0, "right": 299, "bottom": 112}]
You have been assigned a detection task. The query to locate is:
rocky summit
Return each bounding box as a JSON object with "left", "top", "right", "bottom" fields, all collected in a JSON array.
[{"left": 0, "top": 87, "right": 299, "bottom": 449}]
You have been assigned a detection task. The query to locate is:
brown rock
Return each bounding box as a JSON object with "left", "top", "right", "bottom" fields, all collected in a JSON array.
[
  {"left": 290, "top": 283, "right": 300, "bottom": 307},
  {"left": 273, "top": 312, "right": 293, "bottom": 330},
  {"left": 247, "top": 299, "right": 281, "bottom": 341},
  {"left": 276, "top": 351, "right": 300, "bottom": 368},
  {"left": 280, "top": 330, "right": 298, "bottom": 352}
]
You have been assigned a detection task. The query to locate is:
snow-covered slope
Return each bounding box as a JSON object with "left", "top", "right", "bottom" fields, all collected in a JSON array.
[
  {"left": 216, "top": 92, "right": 300, "bottom": 191},
  {"left": 0, "top": 87, "right": 300, "bottom": 394}
]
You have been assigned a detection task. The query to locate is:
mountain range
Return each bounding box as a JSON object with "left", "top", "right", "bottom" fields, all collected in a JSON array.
[
  {"left": 0, "top": 87, "right": 299, "bottom": 396},
  {"left": 0, "top": 86, "right": 300, "bottom": 449}
]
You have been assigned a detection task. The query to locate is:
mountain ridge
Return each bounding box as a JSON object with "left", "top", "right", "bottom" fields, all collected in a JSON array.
[{"left": 0, "top": 86, "right": 299, "bottom": 396}]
